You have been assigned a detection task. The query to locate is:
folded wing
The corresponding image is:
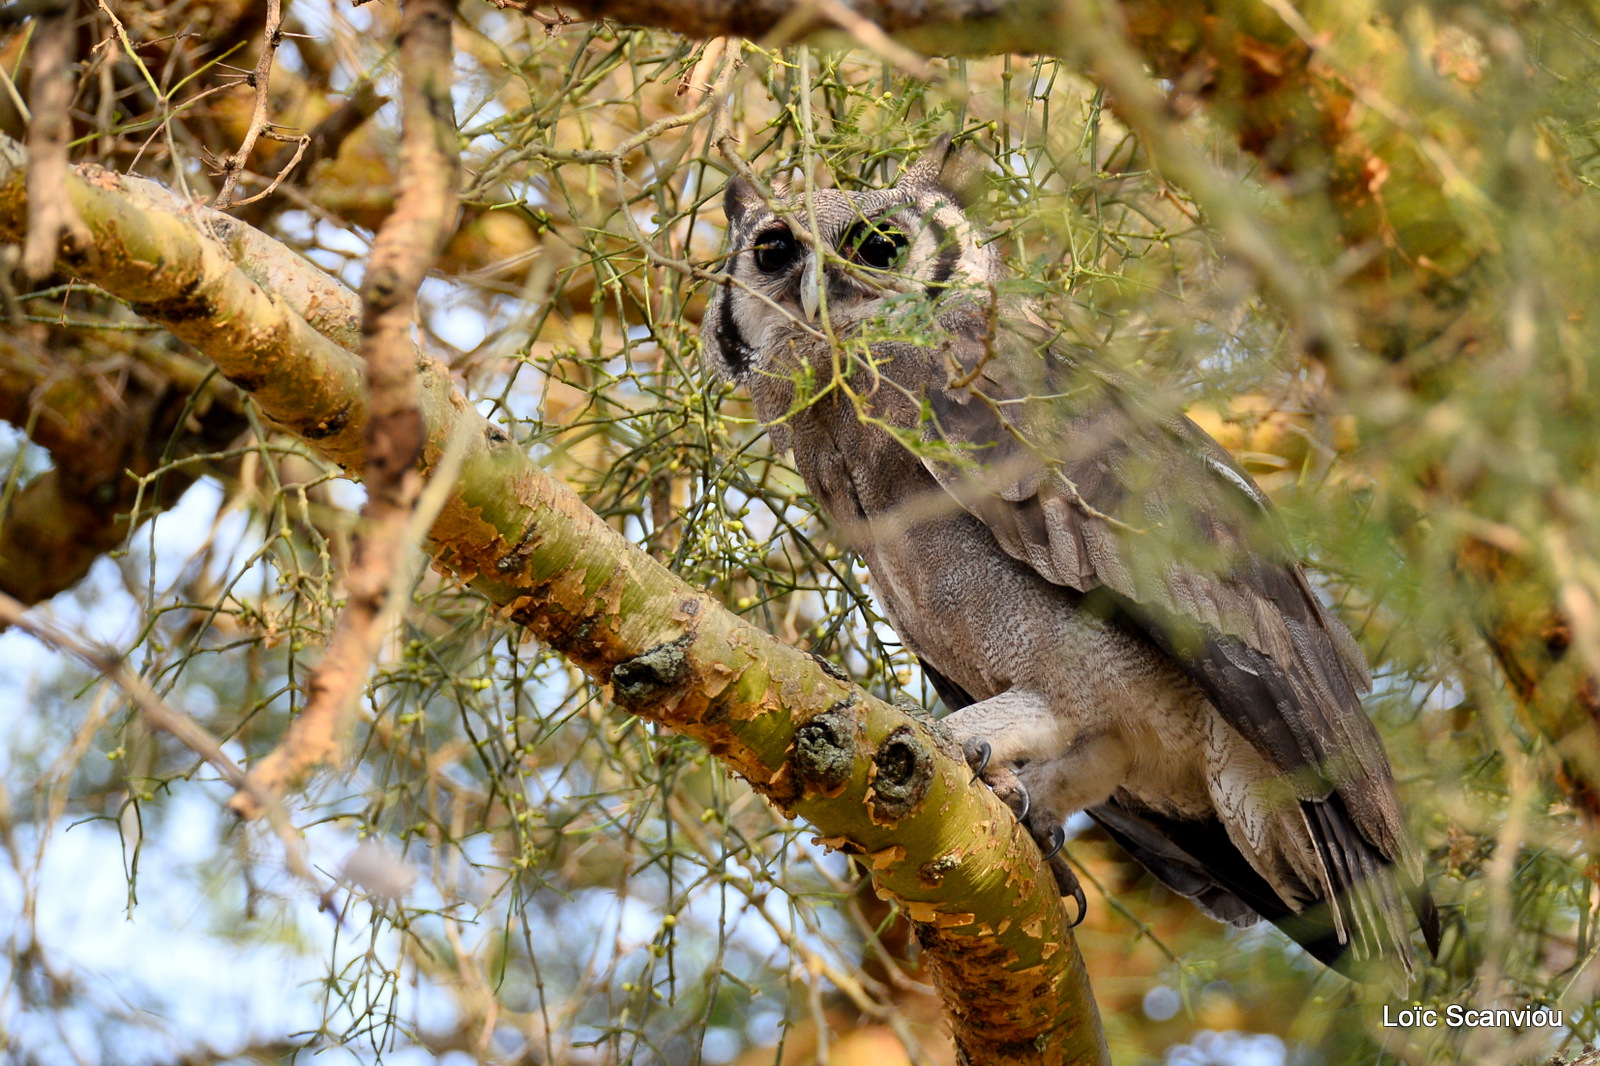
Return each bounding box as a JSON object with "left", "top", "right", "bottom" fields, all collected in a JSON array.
[{"left": 910, "top": 308, "right": 1437, "bottom": 971}]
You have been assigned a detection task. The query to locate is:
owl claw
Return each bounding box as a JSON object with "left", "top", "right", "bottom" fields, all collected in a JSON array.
[
  {"left": 1011, "top": 781, "right": 1031, "bottom": 825},
  {"left": 1066, "top": 882, "right": 1088, "bottom": 927},
  {"left": 965, "top": 739, "right": 991, "bottom": 782},
  {"left": 1040, "top": 825, "right": 1066, "bottom": 861},
  {"left": 1039, "top": 837, "right": 1087, "bottom": 926},
  {"left": 962, "top": 739, "right": 1030, "bottom": 826}
]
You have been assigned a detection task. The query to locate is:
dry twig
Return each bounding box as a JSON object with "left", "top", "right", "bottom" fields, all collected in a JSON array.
[
  {"left": 0, "top": 591, "right": 327, "bottom": 900},
  {"left": 212, "top": 0, "right": 288, "bottom": 208}
]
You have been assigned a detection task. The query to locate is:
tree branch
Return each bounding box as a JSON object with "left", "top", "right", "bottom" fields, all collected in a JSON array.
[
  {"left": 0, "top": 330, "right": 248, "bottom": 604},
  {"left": 227, "top": 0, "right": 462, "bottom": 826},
  {"left": 212, "top": 0, "right": 287, "bottom": 209},
  {"left": 21, "top": 1, "right": 90, "bottom": 279}
]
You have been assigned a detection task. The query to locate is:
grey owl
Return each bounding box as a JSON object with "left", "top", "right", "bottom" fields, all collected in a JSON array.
[{"left": 700, "top": 137, "right": 1439, "bottom": 979}]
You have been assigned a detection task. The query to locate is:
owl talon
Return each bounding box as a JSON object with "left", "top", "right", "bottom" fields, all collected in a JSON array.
[
  {"left": 1042, "top": 844, "right": 1086, "bottom": 925},
  {"left": 1040, "top": 825, "right": 1066, "bottom": 862},
  {"left": 1066, "top": 882, "right": 1088, "bottom": 927},
  {"left": 1011, "top": 781, "right": 1031, "bottom": 825},
  {"left": 965, "top": 739, "right": 992, "bottom": 782}
]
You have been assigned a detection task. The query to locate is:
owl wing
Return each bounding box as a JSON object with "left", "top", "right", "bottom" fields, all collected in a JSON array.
[{"left": 910, "top": 308, "right": 1437, "bottom": 965}]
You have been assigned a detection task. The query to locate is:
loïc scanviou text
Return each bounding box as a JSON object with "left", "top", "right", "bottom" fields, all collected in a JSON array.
[{"left": 1383, "top": 1005, "right": 1564, "bottom": 1029}]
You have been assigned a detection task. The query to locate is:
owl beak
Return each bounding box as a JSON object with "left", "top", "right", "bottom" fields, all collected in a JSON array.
[{"left": 800, "top": 263, "right": 820, "bottom": 322}]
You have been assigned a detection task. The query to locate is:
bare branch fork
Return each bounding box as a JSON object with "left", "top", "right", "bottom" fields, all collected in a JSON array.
[{"left": 212, "top": 0, "right": 287, "bottom": 208}]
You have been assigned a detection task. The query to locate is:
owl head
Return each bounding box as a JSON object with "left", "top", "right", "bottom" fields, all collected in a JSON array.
[{"left": 701, "top": 136, "right": 1000, "bottom": 386}]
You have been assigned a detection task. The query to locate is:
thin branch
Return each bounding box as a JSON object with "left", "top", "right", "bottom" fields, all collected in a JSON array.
[
  {"left": 0, "top": 591, "right": 328, "bottom": 902},
  {"left": 226, "top": 133, "right": 311, "bottom": 208},
  {"left": 233, "top": 79, "right": 387, "bottom": 224},
  {"left": 492, "top": 1, "right": 577, "bottom": 34},
  {"left": 212, "top": 0, "right": 287, "bottom": 209}
]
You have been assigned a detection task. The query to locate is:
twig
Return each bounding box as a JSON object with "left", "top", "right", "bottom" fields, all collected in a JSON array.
[
  {"left": 492, "top": 1, "right": 576, "bottom": 33},
  {"left": 233, "top": 80, "right": 387, "bottom": 225},
  {"left": 22, "top": 3, "right": 90, "bottom": 279},
  {"left": 477, "top": 47, "right": 741, "bottom": 178},
  {"left": 1055, "top": 2, "right": 1359, "bottom": 379},
  {"left": 227, "top": 133, "right": 311, "bottom": 208},
  {"left": 212, "top": 0, "right": 287, "bottom": 208},
  {"left": 228, "top": 0, "right": 462, "bottom": 819},
  {"left": 676, "top": 36, "right": 727, "bottom": 106}
]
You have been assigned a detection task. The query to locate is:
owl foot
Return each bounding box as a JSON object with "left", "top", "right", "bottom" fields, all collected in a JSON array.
[
  {"left": 1011, "top": 782, "right": 1031, "bottom": 824},
  {"left": 964, "top": 738, "right": 991, "bottom": 782},
  {"left": 962, "top": 740, "right": 1085, "bottom": 922},
  {"left": 962, "top": 739, "right": 1032, "bottom": 824},
  {"left": 1039, "top": 824, "right": 1066, "bottom": 861}
]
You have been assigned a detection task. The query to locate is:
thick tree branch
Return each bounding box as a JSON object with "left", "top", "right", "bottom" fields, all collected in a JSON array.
[{"left": 0, "top": 133, "right": 1107, "bottom": 1066}]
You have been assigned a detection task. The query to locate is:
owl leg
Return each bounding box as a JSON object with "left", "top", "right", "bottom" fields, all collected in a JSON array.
[{"left": 941, "top": 688, "right": 1066, "bottom": 770}]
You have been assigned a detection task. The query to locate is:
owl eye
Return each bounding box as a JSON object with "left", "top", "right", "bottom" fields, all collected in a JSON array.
[
  {"left": 751, "top": 228, "right": 798, "bottom": 274},
  {"left": 841, "top": 222, "right": 907, "bottom": 272}
]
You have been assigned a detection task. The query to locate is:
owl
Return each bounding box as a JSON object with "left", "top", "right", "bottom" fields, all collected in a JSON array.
[{"left": 700, "top": 137, "right": 1439, "bottom": 979}]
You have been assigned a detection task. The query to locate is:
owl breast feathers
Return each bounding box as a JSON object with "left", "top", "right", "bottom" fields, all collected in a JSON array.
[{"left": 700, "top": 137, "right": 1439, "bottom": 981}]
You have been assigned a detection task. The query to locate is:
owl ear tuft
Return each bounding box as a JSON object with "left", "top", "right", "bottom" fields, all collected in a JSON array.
[
  {"left": 724, "top": 176, "right": 762, "bottom": 228},
  {"left": 898, "top": 135, "right": 983, "bottom": 206}
]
